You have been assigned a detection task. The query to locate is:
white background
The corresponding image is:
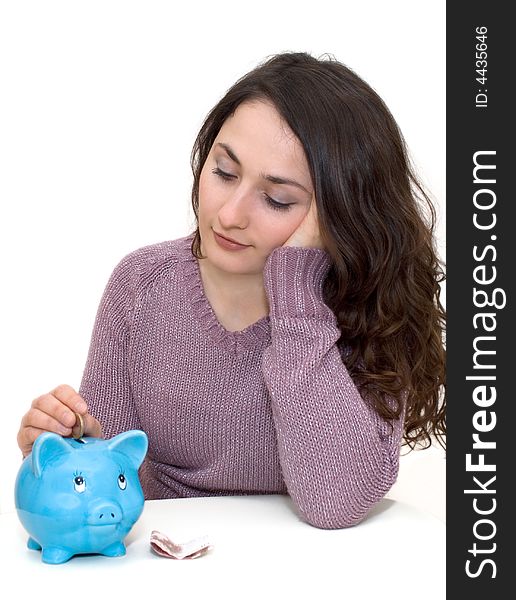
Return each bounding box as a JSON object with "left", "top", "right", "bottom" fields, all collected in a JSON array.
[{"left": 0, "top": 0, "right": 445, "bottom": 514}]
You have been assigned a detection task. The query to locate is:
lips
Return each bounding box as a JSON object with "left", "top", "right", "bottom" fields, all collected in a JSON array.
[{"left": 213, "top": 230, "right": 250, "bottom": 250}]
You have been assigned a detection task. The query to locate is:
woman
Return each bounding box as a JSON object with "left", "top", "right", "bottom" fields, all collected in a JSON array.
[{"left": 17, "top": 52, "right": 446, "bottom": 529}]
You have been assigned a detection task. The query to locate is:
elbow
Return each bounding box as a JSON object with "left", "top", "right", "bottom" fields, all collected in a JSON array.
[
  {"left": 294, "top": 463, "right": 400, "bottom": 530},
  {"left": 302, "top": 513, "right": 364, "bottom": 530},
  {"left": 296, "top": 497, "right": 374, "bottom": 530}
]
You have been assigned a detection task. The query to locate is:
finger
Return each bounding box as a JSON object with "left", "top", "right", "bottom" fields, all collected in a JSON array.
[
  {"left": 71, "top": 413, "right": 84, "bottom": 439},
  {"left": 311, "top": 198, "right": 320, "bottom": 219},
  {"left": 32, "top": 393, "right": 77, "bottom": 429},
  {"left": 66, "top": 412, "right": 102, "bottom": 439},
  {"left": 307, "top": 199, "right": 323, "bottom": 248},
  {"left": 82, "top": 413, "right": 103, "bottom": 438},
  {"left": 23, "top": 407, "right": 73, "bottom": 436},
  {"left": 18, "top": 426, "right": 51, "bottom": 457},
  {"left": 50, "top": 384, "right": 88, "bottom": 414},
  {"left": 71, "top": 412, "right": 102, "bottom": 439}
]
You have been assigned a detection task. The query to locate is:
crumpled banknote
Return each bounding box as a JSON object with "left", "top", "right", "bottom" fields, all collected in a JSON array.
[{"left": 150, "top": 529, "right": 213, "bottom": 559}]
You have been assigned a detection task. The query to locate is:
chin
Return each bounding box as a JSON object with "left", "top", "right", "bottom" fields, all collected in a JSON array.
[
  {"left": 211, "top": 247, "right": 266, "bottom": 276},
  {"left": 216, "top": 254, "right": 263, "bottom": 275}
]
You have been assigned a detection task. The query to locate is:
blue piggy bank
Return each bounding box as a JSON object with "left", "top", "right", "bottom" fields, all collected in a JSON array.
[{"left": 14, "top": 430, "right": 148, "bottom": 564}]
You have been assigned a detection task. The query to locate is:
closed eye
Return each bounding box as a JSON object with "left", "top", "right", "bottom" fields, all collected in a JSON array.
[
  {"left": 212, "top": 168, "right": 293, "bottom": 212},
  {"left": 263, "top": 194, "right": 293, "bottom": 212},
  {"left": 212, "top": 167, "right": 235, "bottom": 181}
]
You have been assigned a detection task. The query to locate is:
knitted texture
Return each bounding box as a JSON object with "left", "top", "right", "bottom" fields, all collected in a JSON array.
[{"left": 79, "top": 234, "right": 404, "bottom": 529}]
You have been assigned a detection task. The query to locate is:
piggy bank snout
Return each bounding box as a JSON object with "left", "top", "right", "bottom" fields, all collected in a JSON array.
[{"left": 87, "top": 500, "right": 123, "bottom": 526}]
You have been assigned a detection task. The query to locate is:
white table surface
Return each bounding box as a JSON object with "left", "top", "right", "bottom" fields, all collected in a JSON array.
[{"left": 0, "top": 495, "right": 445, "bottom": 599}]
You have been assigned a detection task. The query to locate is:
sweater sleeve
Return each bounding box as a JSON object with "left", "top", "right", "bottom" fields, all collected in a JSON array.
[
  {"left": 79, "top": 254, "right": 142, "bottom": 438},
  {"left": 261, "top": 245, "right": 405, "bottom": 529}
]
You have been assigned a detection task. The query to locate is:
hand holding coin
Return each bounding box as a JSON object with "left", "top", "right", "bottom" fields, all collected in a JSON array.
[{"left": 17, "top": 384, "right": 103, "bottom": 457}]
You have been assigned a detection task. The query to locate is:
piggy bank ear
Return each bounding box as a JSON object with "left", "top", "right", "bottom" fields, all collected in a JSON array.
[
  {"left": 32, "top": 432, "right": 73, "bottom": 478},
  {"left": 107, "top": 430, "right": 148, "bottom": 469}
]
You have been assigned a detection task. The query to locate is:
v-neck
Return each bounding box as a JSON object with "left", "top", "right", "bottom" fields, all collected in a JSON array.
[{"left": 179, "top": 235, "right": 271, "bottom": 354}]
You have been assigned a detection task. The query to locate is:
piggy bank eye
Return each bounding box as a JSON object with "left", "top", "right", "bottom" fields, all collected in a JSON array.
[
  {"left": 74, "top": 475, "right": 86, "bottom": 493},
  {"left": 118, "top": 473, "right": 127, "bottom": 490}
]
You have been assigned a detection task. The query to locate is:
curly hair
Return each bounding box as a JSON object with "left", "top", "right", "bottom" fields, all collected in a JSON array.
[{"left": 189, "top": 52, "right": 446, "bottom": 450}]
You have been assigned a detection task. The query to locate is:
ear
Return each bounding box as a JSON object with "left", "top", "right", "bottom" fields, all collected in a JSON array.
[
  {"left": 107, "top": 430, "right": 148, "bottom": 470},
  {"left": 32, "top": 432, "right": 73, "bottom": 479}
]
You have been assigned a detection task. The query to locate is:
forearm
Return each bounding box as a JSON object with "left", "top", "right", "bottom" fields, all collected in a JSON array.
[{"left": 263, "top": 246, "right": 403, "bottom": 529}]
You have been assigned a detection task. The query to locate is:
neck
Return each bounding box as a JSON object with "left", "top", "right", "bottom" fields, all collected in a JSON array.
[{"left": 197, "top": 258, "right": 269, "bottom": 327}]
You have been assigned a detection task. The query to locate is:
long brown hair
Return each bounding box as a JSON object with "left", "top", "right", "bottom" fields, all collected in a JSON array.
[{"left": 189, "top": 52, "right": 446, "bottom": 450}]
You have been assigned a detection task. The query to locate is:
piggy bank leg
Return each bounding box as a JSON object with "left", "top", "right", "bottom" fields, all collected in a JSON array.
[
  {"left": 101, "top": 541, "right": 126, "bottom": 557},
  {"left": 27, "top": 537, "right": 42, "bottom": 551},
  {"left": 41, "top": 546, "right": 74, "bottom": 564}
]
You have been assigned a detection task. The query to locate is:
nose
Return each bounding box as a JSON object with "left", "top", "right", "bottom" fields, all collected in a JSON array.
[
  {"left": 217, "top": 190, "right": 250, "bottom": 230},
  {"left": 87, "top": 500, "right": 123, "bottom": 525}
]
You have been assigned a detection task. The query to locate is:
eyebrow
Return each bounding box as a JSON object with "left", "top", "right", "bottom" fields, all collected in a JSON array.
[{"left": 215, "top": 142, "right": 311, "bottom": 195}]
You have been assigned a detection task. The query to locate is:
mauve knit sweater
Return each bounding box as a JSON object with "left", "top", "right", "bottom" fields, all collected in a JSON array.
[{"left": 79, "top": 233, "right": 404, "bottom": 529}]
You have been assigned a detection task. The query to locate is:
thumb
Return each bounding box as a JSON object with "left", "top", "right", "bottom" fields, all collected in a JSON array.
[{"left": 71, "top": 412, "right": 103, "bottom": 439}]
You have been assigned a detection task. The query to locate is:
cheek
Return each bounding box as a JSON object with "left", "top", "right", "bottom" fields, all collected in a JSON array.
[{"left": 198, "top": 173, "right": 218, "bottom": 220}]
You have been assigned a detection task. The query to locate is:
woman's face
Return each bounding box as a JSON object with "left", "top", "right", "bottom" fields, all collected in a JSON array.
[{"left": 198, "top": 100, "right": 314, "bottom": 276}]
